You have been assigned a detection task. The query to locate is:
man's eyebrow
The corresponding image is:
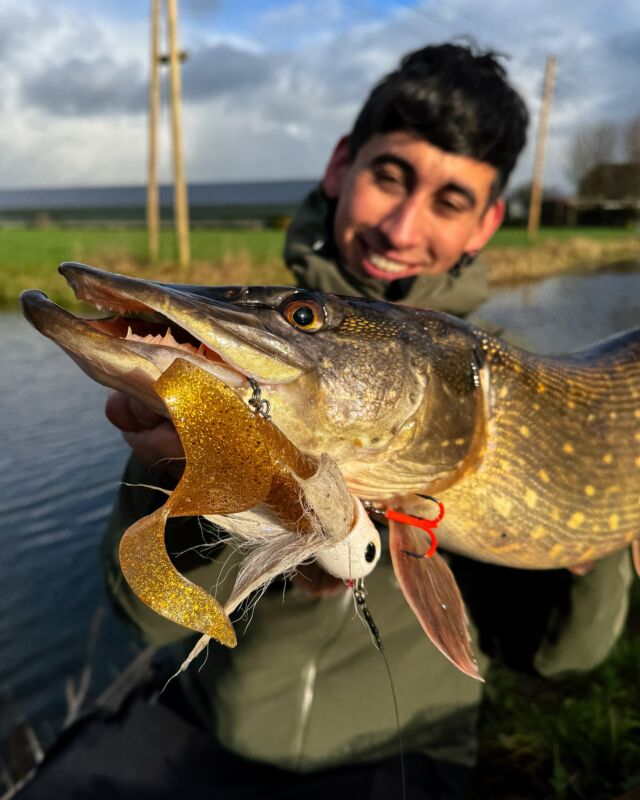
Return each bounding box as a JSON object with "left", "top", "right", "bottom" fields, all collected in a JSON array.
[
  {"left": 441, "top": 182, "right": 477, "bottom": 209},
  {"left": 369, "top": 153, "right": 415, "bottom": 180},
  {"left": 369, "top": 154, "right": 478, "bottom": 209}
]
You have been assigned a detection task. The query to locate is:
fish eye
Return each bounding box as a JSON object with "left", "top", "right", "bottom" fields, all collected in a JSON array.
[
  {"left": 281, "top": 297, "right": 325, "bottom": 332},
  {"left": 365, "top": 541, "right": 377, "bottom": 563}
]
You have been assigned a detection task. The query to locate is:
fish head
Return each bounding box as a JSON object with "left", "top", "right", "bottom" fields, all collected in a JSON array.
[{"left": 21, "top": 263, "right": 484, "bottom": 498}]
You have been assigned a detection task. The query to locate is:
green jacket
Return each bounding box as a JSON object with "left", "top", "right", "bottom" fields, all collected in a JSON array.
[{"left": 103, "top": 186, "right": 632, "bottom": 771}]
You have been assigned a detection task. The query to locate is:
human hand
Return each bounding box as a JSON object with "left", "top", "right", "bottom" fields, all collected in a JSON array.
[
  {"left": 292, "top": 562, "right": 346, "bottom": 597},
  {"left": 105, "top": 391, "right": 184, "bottom": 479},
  {"left": 567, "top": 560, "right": 596, "bottom": 576}
]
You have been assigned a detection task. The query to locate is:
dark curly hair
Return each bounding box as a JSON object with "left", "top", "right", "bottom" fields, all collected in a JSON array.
[{"left": 348, "top": 42, "right": 529, "bottom": 199}]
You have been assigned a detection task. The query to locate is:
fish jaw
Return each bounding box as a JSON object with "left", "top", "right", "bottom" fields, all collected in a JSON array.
[{"left": 20, "top": 263, "right": 316, "bottom": 412}]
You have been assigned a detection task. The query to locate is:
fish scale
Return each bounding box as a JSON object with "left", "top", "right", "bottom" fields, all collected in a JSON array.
[{"left": 434, "top": 332, "right": 640, "bottom": 567}]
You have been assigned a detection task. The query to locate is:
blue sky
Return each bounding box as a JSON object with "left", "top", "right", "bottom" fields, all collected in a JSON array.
[{"left": 1, "top": 0, "right": 638, "bottom": 193}]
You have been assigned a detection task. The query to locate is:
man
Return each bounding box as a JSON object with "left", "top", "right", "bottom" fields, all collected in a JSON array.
[{"left": 26, "top": 43, "right": 631, "bottom": 800}]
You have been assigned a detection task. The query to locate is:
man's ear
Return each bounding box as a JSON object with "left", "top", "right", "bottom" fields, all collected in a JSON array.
[
  {"left": 466, "top": 197, "right": 505, "bottom": 252},
  {"left": 322, "top": 135, "right": 352, "bottom": 198}
]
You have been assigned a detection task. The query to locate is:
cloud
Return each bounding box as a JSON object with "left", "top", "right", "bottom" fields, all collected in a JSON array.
[
  {"left": 3, "top": 0, "right": 639, "bottom": 191},
  {"left": 21, "top": 55, "right": 147, "bottom": 116},
  {"left": 183, "top": 44, "right": 277, "bottom": 102}
]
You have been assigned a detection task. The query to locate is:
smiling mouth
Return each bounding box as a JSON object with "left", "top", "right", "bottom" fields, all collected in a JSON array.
[{"left": 367, "top": 251, "right": 418, "bottom": 275}]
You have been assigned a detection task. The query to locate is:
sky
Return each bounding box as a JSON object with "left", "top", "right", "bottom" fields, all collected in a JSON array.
[{"left": 1, "top": 0, "right": 638, "bottom": 194}]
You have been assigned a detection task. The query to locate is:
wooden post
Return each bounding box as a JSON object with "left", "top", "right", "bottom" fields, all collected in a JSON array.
[
  {"left": 166, "top": 0, "right": 191, "bottom": 273},
  {"left": 147, "top": 0, "right": 161, "bottom": 265},
  {"left": 528, "top": 56, "right": 557, "bottom": 240}
]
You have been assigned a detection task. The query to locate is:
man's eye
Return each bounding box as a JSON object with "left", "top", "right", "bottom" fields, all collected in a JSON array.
[
  {"left": 373, "top": 169, "right": 403, "bottom": 189},
  {"left": 438, "top": 197, "right": 467, "bottom": 214}
]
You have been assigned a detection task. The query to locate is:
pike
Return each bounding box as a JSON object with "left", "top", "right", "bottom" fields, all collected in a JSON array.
[{"left": 21, "top": 264, "right": 640, "bottom": 677}]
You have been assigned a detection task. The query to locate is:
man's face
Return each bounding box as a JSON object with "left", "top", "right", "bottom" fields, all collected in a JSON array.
[{"left": 324, "top": 131, "right": 505, "bottom": 282}]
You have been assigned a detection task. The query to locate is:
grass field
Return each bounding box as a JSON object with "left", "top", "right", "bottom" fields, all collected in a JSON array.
[
  {"left": 2, "top": 224, "right": 638, "bottom": 308},
  {"left": 476, "top": 582, "right": 640, "bottom": 799}
]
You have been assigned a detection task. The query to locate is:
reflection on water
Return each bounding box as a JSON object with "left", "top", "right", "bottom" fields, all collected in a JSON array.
[
  {"left": 477, "top": 271, "right": 640, "bottom": 353},
  {"left": 0, "top": 313, "right": 135, "bottom": 748},
  {"left": 0, "top": 270, "right": 639, "bottom": 750}
]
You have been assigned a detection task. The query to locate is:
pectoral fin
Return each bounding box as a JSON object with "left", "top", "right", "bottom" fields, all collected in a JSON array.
[{"left": 389, "top": 519, "right": 482, "bottom": 681}]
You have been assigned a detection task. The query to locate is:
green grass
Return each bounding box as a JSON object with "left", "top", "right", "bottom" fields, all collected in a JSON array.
[
  {"left": 2, "top": 224, "right": 638, "bottom": 309},
  {"left": 0, "top": 226, "right": 287, "bottom": 308},
  {"left": 476, "top": 583, "right": 640, "bottom": 799}
]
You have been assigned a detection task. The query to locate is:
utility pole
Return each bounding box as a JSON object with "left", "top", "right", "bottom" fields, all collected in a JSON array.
[
  {"left": 166, "top": 0, "right": 191, "bottom": 273},
  {"left": 146, "top": 0, "right": 161, "bottom": 264},
  {"left": 528, "top": 56, "right": 557, "bottom": 240}
]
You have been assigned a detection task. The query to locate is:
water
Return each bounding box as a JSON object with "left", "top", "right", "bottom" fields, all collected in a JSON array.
[
  {"left": 477, "top": 271, "right": 640, "bottom": 352},
  {"left": 0, "top": 315, "right": 138, "bottom": 749},
  {"left": 0, "top": 270, "right": 639, "bottom": 754}
]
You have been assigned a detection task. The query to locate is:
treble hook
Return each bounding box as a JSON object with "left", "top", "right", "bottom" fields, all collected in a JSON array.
[{"left": 362, "top": 495, "right": 444, "bottom": 559}]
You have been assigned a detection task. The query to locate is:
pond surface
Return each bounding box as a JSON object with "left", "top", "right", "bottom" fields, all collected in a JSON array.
[{"left": 0, "top": 270, "right": 639, "bottom": 754}]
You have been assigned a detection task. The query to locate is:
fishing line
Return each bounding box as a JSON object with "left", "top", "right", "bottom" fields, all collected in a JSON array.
[{"left": 352, "top": 579, "right": 407, "bottom": 800}]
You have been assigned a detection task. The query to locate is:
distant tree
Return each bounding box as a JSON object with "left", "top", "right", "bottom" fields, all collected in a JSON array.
[
  {"left": 624, "top": 114, "right": 640, "bottom": 163},
  {"left": 567, "top": 121, "right": 617, "bottom": 190}
]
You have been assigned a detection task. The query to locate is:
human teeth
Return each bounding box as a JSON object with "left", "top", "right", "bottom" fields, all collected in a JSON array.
[{"left": 368, "top": 251, "right": 413, "bottom": 274}]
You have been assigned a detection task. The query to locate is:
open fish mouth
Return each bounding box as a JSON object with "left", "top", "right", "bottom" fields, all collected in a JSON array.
[{"left": 20, "top": 262, "right": 313, "bottom": 412}]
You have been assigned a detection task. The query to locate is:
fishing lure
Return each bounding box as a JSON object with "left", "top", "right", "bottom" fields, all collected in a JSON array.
[
  {"left": 118, "top": 357, "right": 382, "bottom": 648},
  {"left": 120, "top": 358, "right": 477, "bottom": 678}
]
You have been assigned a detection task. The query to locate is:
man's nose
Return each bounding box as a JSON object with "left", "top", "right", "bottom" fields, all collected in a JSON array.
[{"left": 377, "top": 196, "right": 425, "bottom": 249}]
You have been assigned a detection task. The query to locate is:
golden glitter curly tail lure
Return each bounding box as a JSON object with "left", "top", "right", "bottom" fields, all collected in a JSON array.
[{"left": 119, "top": 358, "right": 381, "bottom": 648}]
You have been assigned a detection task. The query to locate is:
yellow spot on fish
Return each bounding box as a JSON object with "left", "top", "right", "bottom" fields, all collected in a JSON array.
[
  {"left": 533, "top": 403, "right": 540, "bottom": 411},
  {"left": 580, "top": 547, "right": 597, "bottom": 560},
  {"left": 609, "top": 514, "right": 619, "bottom": 531},
  {"left": 548, "top": 544, "right": 565, "bottom": 559},
  {"left": 441, "top": 440, "right": 450, "bottom": 447},
  {"left": 635, "top": 456, "right": 640, "bottom": 467},
  {"left": 568, "top": 512, "right": 585, "bottom": 529},
  {"left": 551, "top": 508, "right": 560, "bottom": 522},
  {"left": 635, "top": 432, "right": 640, "bottom": 442},
  {"left": 584, "top": 485, "right": 596, "bottom": 496},
  {"left": 519, "top": 425, "right": 530, "bottom": 438},
  {"left": 567, "top": 399, "right": 575, "bottom": 410},
  {"left": 525, "top": 489, "right": 538, "bottom": 509},
  {"left": 352, "top": 438, "right": 363, "bottom": 448},
  {"left": 609, "top": 411, "right": 617, "bottom": 420},
  {"left": 536, "top": 382, "right": 546, "bottom": 393},
  {"left": 603, "top": 453, "right": 614, "bottom": 464},
  {"left": 499, "top": 385, "right": 509, "bottom": 399},
  {"left": 454, "top": 438, "right": 465, "bottom": 446},
  {"left": 539, "top": 469, "right": 550, "bottom": 483},
  {"left": 531, "top": 526, "right": 545, "bottom": 539},
  {"left": 492, "top": 495, "right": 513, "bottom": 517},
  {"left": 634, "top": 409, "right": 640, "bottom": 419},
  {"left": 562, "top": 443, "right": 574, "bottom": 455},
  {"left": 500, "top": 459, "right": 511, "bottom": 471}
]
